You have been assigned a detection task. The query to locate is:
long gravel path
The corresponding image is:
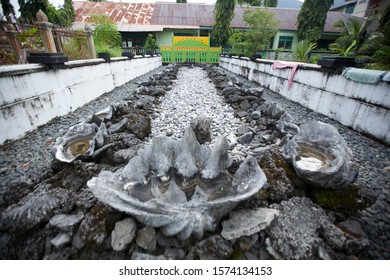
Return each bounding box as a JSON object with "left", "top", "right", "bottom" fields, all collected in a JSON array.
[{"left": 0, "top": 65, "right": 389, "bottom": 259}]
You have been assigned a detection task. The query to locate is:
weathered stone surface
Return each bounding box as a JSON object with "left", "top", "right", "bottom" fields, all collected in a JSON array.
[
  {"left": 126, "top": 110, "right": 151, "bottom": 139},
  {"left": 190, "top": 116, "right": 212, "bottom": 144},
  {"left": 136, "top": 226, "right": 156, "bottom": 252},
  {"left": 0, "top": 183, "right": 73, "bottom": 234},
  {"left": 257, "top": 148, "right": 295, "bottom": 202},
  {"left": 266, "top": 197, "right": 331, "bottom": 259},
  {"left": 131, "top": 252, "right": 166, "bottom": 260},
  {"left": 194, "top": 235, "right": 233, "bottom": 260},
  {"left": 112, "top": 148, "right": 138, "bottom": 164},
  {"left": 88, "top": 128, "right": 266, "bottom": 240},
  {"left": 251, "top": 111, "right": 261, "bottom": 120},
  {"left": 238, "top": 132, "right": 253, "bottom": 144},
  {"left": 221, "top": 208, "right": 279, "bottom": 240},
  {"left": 111, "top": 218, "right": 137, "bottom": 252},
  {"left": 77, "top": 202, "right": 121, "bottom": 246},
  {"left": 282, "top": 120, "right": 358, "bottom": 189},
  {"left": 50, "top": 233, "right": 71, "bottom": 249},
  {"left": 49, "top": 213, "right": 84, "bottom": 233},
  {"left": 266, "top": 197, "right": 370, "bottom": 259},
  {"left": 238, "top": 234, "right": 259, "bottom": 251}
]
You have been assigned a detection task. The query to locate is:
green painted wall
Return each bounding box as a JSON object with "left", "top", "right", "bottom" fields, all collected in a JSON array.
[
  {"left": 156, "top": 29, "right": 200, "bottom": 47},
  {"left": 273, "top": 30, "right": 298, "bottom": 51}
]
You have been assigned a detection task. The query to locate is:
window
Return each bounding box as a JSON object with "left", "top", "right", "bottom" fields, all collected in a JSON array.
[
  {"left": 345, "top": 3, "right": 356, "bottom": 14},
  {"left": 277, "top": 36, "right": 293, "bottom": 50}
]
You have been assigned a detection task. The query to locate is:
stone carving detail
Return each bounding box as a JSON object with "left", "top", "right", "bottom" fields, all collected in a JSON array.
[
  {"left": 282, "top": 120, "right": 358, "bottom": 189},
  {"left": 88, "top": 127, "right": 267, "bottom": 239}
]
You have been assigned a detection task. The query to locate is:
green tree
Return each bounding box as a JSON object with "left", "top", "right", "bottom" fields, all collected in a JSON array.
[
  {"left": 1, "top": 0, "right": 15, "bottom": 19},
  {"left": 228, "top": 30, "right": 248, "bottom": 55},
  {"left": 58, "top": 0, "right": 76, "bottom": 27},
  {"left": 297, "top": 0, "right": 334, "bottom": 42},
  {"left": 91, "top": 14, "right": 122, "bottom": 57},
  {"left": 242, "top": 8, "right": 279, "bottom": 54},
  {"left": 211, "top": 0, "right": 236, "bottom": 46},
  {"left": 18, "top": 0, "right": 49, "bottom": 21},
  {"left": 211, "top": 0, "right": 263, "bottom": 46},
  {"left": 17, "top": 0, "right": 74, "bottom": 27},
  {"left": 264, "top": 0, "right": 277, "bottom": 7},
  {"left": 360, "top": 3, "right": 390, "bottom": 70},
  {"left": 144, "top": 33, "right": 159, "bottom": 55},
  {"left": 176, "top": 0, "right": 187, "bottom": 3}
]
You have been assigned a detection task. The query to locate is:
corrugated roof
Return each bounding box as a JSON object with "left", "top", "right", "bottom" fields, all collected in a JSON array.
[
  {"left": 73, "top": 1, "right": 155, "bottom": 25},
  {"left": 73, "top": 1, "right": 364, "bottom": 33},
  {"left": 151, "top": 4, "right": 364, "bottom": 32}
]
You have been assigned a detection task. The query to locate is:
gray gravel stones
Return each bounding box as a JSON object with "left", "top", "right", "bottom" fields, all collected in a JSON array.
[
  {"left": 149, "top": 67, "right": 242, "bottom": 145},
  {"left": 0, "top": 64, "right": 388, "bottom": 260},
  {"left": 111, "top": 218, "right": 137, "bottom": 252}
]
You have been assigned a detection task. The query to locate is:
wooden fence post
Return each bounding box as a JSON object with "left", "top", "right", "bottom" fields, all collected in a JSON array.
[
  {"left": 85, "top": 24, "right": 96, "bottom": 59},
  {"left": 4, "top": 23, "right": 26, "bottom": 64},
  {"left": 35, "top": 9, "right": 57, "bottom": 53}
]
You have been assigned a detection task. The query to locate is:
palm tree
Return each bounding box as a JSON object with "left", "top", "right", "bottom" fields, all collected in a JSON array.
[{"left": 330, "top": 17, "right": 372, "bottom": 56}]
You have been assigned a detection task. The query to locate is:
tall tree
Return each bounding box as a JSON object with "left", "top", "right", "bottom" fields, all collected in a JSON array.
[
  {"left": 243, "top": 8, "right": 279, "bottom": 52},
  {"left": 297, "top": 0, "right": 334, "bottom": 42},
  {"left": 18, "top": 0, "right": 49, "bottom": 21},
  {"left": 176, "top": 0, "right": 187, "bottom": 3},
  {"left": 264, "top": 0, "right": 277, "bottom": 7},
  {"left": 211, "top": 0, "right": 263, "bottom": 46},
  {"left": 211, "top": 0, "right": 235, "bottom": 46},
  {"left": 58, "top": 0, "right": 75, "bottom": 27},
  {"left": 1, "top": 0, "right": 15, "bottom": 19}
]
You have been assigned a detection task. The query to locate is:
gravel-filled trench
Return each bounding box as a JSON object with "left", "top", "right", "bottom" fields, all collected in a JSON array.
[{"left": 0, "top": 64, "right": 389, "bottom": 260}]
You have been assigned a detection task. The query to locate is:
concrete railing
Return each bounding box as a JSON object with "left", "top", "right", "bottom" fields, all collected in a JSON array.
[
  {"left": 219, "top": 56, "right": 390, "bottom": 145},
  {"left": 0, "top": 56, "right": 162, "bottom": 145}
]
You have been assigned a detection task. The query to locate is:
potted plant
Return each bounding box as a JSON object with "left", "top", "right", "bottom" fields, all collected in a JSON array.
[{"left": 318, "top": 40, "right": 356, "bottom": 71}]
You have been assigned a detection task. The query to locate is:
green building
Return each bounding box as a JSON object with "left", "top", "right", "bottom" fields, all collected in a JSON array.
[{"left": 72, "top": 1, "right": 364, "bottom": 56}]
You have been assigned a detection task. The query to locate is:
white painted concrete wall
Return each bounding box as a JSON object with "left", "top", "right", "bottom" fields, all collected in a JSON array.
[
  {"left": 0, "top": 56, "right": 162, "bottom": 145},
  {"left": 219, "top": 57, "right": 390, "bottom": 145}
]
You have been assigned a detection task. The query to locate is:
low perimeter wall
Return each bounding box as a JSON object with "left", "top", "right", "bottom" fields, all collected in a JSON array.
[
  {"left": 0, "top": 56, "right": 162, "bottom": 145},
  {"left": 219, "top": 57, "right": 390, "bottom": 145}
]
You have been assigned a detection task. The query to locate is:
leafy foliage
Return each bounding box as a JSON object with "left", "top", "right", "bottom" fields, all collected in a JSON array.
[
  {"left": 91, "top": 15, "right": 122, "bottom": 58},
  {"left": 18, "top": 0, "right": 49, "bottom": 21},
  {"left": 211, "top": 0, "right": 236, "bottom": 46},
  {"left": 293, "top": 40, "right": 317, "bottom": 62},
  {"left": 1, "top": 0, "right": 15, "bottom": 18},
  {"left": 228, "top": 30, "right": 248, "bottom": 56},
  {"left": 144, "top": 33, "right": 159, "bottom": 54},
  {"left": 329, "top": 40, "right": 356, "bottom": 57},
  {"left": 264, "top": 0, "right": 278, "bottom": 7},
  {"left": 227, "top": 8, "right": 278, "bottom": 56},
  {"left": 176, "top": 0, "right": 187, "bottom": 3},
  {"left": 242, "top": 8, "right": 279, "bottom": 53},
  {"left": 211, "top": 1, "right": 267, "bottom": 46},
  {"left": 62, "top": 33, "right": 89, "bottom": 60},
  {"left": 360, "top": 3, "right": 390, "bottom": 70},
  {"left": 297, "top": 0, "right": 334, "bottom": 42},
  {"left": 17, "top": 0, "right": 74, "bottom": 27}
]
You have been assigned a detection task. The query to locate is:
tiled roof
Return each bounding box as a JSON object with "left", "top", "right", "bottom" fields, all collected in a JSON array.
[
  {"left": 73, "top": 1, "right": 155, "bottom": 24},
  {"left": 73, "top": 1, "right": 364, "bottom": 33}
]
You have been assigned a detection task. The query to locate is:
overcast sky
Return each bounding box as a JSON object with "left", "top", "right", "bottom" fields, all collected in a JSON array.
[{"left": 3, "top": 0, "right": 304, "bottom": 17}]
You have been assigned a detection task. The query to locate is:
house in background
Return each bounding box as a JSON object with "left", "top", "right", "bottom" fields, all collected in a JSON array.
[
  {"left": 330, "top": 0, "right": 388, "bottom": 17},
  {"left": 72, "top": 1, "right": 364, "bottom": 52}
]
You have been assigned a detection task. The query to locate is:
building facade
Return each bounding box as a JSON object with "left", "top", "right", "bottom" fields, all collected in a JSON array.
[{"left": 73, "top": 1, "right": 364, "bottom": 52}]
